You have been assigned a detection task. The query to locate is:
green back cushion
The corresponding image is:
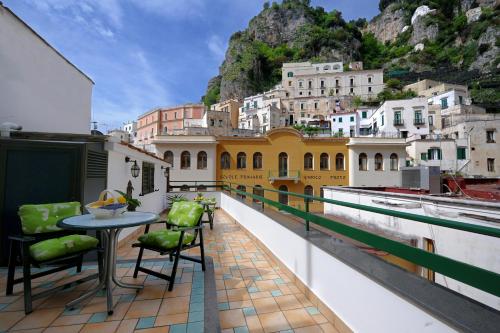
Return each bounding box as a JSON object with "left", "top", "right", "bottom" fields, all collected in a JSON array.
[
  {"left": 168, "top": 201, "right": 203, "bottom": 227},
  {"left": 19, "top": 202, "right": 81, "bottom": 234},
  {"left": 29, "top": 235, "right": 98, "bottom": 262},
  {"left": 138, "top": 230, "right": 195, "bottom": 249}
]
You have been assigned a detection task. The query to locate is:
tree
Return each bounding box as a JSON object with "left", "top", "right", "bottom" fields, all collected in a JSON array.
[{"left": 263, "top": 1, "right": 270, "bottom": 10}]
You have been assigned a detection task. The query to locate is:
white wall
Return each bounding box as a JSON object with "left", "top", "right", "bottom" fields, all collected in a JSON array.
[
  {"left": 323, "top": 187, "right": 500, "bottom": 310},
  {"left": 373, "top": 98, "right": 429, "bottom": 137},
  {"left": 221, "top": 193, "right": 455, "bottom": 333},
  {"left": 106, "top": 140, "right": 168, "bottom": 241},
  {"left": 0, "top": 5, "right": 93, "bottom": 134}
]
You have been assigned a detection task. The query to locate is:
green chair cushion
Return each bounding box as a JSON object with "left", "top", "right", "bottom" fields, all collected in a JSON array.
[
  {"left": 29, "top": 234, "right": 99, "bottom": 262},
  {"left": 168, "top": 201, "right": 203, "bottom": 227},
  {"left": 138, "top": 230, "right": 195, "bottom": 250},
  {"left": 19, "top": 202, "right": 81, "bottom": 234}
]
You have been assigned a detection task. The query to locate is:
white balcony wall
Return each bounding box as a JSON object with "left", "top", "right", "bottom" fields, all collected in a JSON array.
[{"left": 221, "top": 192, "right": 456, "bottom": 333}]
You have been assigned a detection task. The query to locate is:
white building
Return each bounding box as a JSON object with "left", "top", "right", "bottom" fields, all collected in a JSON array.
[
  {"left": 0, "top": 3, "right": 93, "bottom": 134},
  {"left": 239, "top": 89, "right": 284, "bottom": 133},
  {"left": 329, "top": 107, "right": 376, "bottom": 137},
  {"left": 347, "top": 137, "right": 408, "bottom": 187},
  {"left": 123, "top": 121, "right": 137, "bottom": 141},
  {"left": 428, "top": 89, "right": 470, "bottom": 110},
  {"left": 370, "top": 98, "right": 429, "bottom": 139},
  {"left": 149, "top": 135, "right": 217, "bottom": 185}
]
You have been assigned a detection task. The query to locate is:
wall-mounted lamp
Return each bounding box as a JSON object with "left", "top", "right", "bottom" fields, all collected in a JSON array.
[
  {"left": 161, "top": 166, "right": 170, "bottom": 178},
  {"left": 125, "top": 156, "right": 140, "bottom": 178}
]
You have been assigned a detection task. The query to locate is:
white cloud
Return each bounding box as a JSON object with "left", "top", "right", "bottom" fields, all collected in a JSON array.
[{"left": 207, "top": 34, "right": 226, "bottom": 61}]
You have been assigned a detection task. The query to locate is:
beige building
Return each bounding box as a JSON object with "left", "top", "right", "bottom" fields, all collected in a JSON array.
[
  {"left": 210, "top": 99, "right": 241, "bottom": 129},
  {"left": 403, "top": 79, "right": 469, "bottom": 99}
]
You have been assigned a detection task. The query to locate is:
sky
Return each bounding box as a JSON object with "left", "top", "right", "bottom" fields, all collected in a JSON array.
[{"left": 3, "top": 0, "right": 379, "bottom": 132}]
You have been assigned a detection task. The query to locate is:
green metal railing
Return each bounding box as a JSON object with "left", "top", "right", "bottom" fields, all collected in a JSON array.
[{"left": 167, "top": 180, "right": 500, "bottom": 297}]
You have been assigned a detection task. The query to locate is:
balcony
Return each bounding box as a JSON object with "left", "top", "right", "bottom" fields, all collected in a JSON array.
[
  {"left": 413, "top": 118, "right": 425, "bottom": 125},
  {"left": 393, "top": 119, "right": 404, "bottom": 126},
  {"left": 268, "top": 170, "right": 300, "bottom": 183}
]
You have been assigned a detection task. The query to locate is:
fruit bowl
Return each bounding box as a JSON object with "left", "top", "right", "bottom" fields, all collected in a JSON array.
[{"left": 85, "top": 190, "right": 128, "bottom": 219}]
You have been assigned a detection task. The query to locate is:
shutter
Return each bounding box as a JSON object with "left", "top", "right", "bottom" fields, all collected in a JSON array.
[
  {"left": 427, "top": 149, "right": 431, "bottom": 160},
  {"left": 87, "top": 150, "right": 108, "bottom": 178},
  {"left": 437, "top": 149, "right": 442, "bottom": 160}
]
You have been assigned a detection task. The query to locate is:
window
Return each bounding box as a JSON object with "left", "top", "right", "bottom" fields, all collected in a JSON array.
[
  {"left": 421, "top": 153, "right": 427, "bottom": 161},
  {"left": 428, "top": 115, "right": 433, "bottom": 126},
  {"left": 141, "top": 162, "right": 155, "bottom": 195},
  {"left": 163, "top": 126, "right": 168, "bottom": 134},
  {"left": 299, "top": 81, "right": 303, "bottom": 88},
  {"left": 457, "top": 147, "right": 466, "bottom": 160},
  {"left": 374, "top": 153, "right": 383, "bottom": 171},
  {"left": 440, "top": 98, "right": 448, "bottom": 109},
  {"left": 335, "top": 153, "right": 344, "bottom": 171},
  {"left": 253, "top": 185, "right": 264, "bottom": 203},
  {"left": 304, "top": 153, "right": 313, "bottom": 170},
  {"left": 390, "top": 153, "right": 398, "bottom": 171},
  {"left": 350, "top": 78, "right": 354, "bottom": 86},
  {"left": 218, "top": 119, "right": 223, "bottom": 127},
  {"left": 320, "top": 153, "right": 329, "bottom": 170},
  {"left": 300, "top": 103, "right": 304, "bottom": 110},
  {"left": 278, "top": 185, "right": 288, "bottom": 205},
  {"left": 314, "top": 102, "right": 318, "bottom": 109},
  {"left": 288, "top": 81, "right": 292, "bottom": 87},
  {"left": 459, "top": 95, "right": 463, "bottom": 104},
  {"left": 359, "top": 153, "right": 368, "bottom": 171},
  {"left": 289, "top": 102, "right": 294, "bottom": 111},
  {"left": 253, "top": 152, "right": 263, "bottom": 169},
  {"left": 236, "top": 185, "right": 246, "bottom": 199},
  {"left": 308, "top": 81, "right": 312, "bottom": 89},
  {"left": 321, "top": 89, "right": 325, "bottom": 95},
  {"left": 350, "top": 88, "right": 354, "bottom": 93},
  {"left": 197, "top": 151, "right": 207, "bottom": 169},
  {"left": 368, "top": 86, "right": 372, "bottom": 92},
  {"left": 210, "top": 119, "right": 215, "bottom": 126},
  {"left": 414, "top": 110, "right": 423, "bottom": 124},
  {"left": 339, "top": 117, "right": 343, "bottom": 123},
  {"left": 368, "top": 76, "right": 372, "bottom": 83},
  {"left": 350, "top": 116, "right": 354, "bottom": 122},
  {"left": 237, "top": 152, "right": 246, "bottom": 169},
  {"left": 164, "top": 150, "right": 174, "bottom": 167},
  {"left": 287, "top": 71, "right": 293, "bottom": 77},
  {"left": 486, "top": 130, "right": 495, "bottom": 143},
  {"left": 320, "top": 80, "right": 325, "bottom": 88},
  {"left": 335, "top": 79, "right": 339, "bottom": 86},
  {"left": 338, "top": 128, "right": 343, "bottom": 136},
  {"left": 278, "top": 152, "right": 288, "bottom": 177},
  {"left": 381, "top": 115, "right": 384, "bottom": 126},
  {"left": 175, "top": 112, "right": 178, "bottom": 119},
  {"left": 221, "top": 152, "right": 231, "bottom": 169},
  {"left": 181, "top": 151, "right": 191, "bottom": 169},
  {"left": 362, "top": 111, "right": 367, "bottom": 119},
  {"left": 487, "top": 158, "right": 495, "bottom": 172},
  {"left": 304, "top": 185, "right": 313, "bottom": 203},
  {"left": 427, "top": 148, "right": 442, "bottom": 160},
  {"left": 253, "top": 101, "right": 257, "bottom": 109}
]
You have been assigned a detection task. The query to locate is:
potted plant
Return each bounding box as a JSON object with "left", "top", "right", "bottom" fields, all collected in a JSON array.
[
  {"left": 194, "top": 192, "right": 205, "bottom": 202},
  {"left": 166, "top": 193, "right": 187, "bottom": 208},
  {"left": 116, "top": 189, "right": 142, "bottom": 212}
]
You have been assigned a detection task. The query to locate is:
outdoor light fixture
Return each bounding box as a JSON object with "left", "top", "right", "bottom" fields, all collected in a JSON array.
[
  {"left": 161, "top": 166, "right": 169, "bottom": 178},
  {"left": 125, "top": 156, "right": 140, "bottom": 178}
]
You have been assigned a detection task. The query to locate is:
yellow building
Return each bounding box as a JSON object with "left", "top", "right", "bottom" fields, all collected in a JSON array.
[{"left": 216, "top": 128, "right": 349, "bottom": 212}]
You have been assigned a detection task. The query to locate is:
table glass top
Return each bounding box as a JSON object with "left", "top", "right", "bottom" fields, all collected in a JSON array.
[{"left": 58, "top": 211, "right": 159, "bottom": 230}]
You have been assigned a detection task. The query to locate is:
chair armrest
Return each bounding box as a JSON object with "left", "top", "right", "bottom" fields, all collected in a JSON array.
[{"left": 8, "top": 234, "right": 36, "bottom": 243}]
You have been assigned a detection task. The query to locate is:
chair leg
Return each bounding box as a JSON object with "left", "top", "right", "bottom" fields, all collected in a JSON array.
[
  {"left": 21, "top": 244, "right": 33, "bottom": 314},
  {"left": 97, "top": 250, "right": 104, "bottom": 282},
  {"left": 76, "top": 255, "right": 83, "bottom": 273},
  {"left": 199, "top": 229, "right": 206, "bottom": 272},
  {"left": 6, "top": 240, "right": 17, "bottom": 295},
  {"left": 133, "top": 247, "right": 144, "bottom": 278},
  {"left": 168, "top": 234, "right": 185, "bottom": 292}
]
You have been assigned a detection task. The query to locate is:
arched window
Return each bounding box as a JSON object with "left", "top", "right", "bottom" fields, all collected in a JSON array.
[
  {"left": 221, "top": 152, "right": 230, "bottom": 169},
  {"left": 236, "top": 185, "right": 246, "bottom": 199},
  {"left": 279, "top": 185, "right": 288, "bottom": 205},
  {"left": 287, "top": 71, "right": 294, "bottom": 77},
  {"left": 181, "top": 151, "right": 190, "bottom": 169},
  {"left": 279, "top": 152, "right": 288, "bottom": 177},
  {"left": 253, "top": 152, "right": 263, "bottom": 169},
  {"left": 237, "top": 152, "right": 246, "bottom": 169},
  {"left": 304, "top": 153, "right": 313, "bottom": 170},
  {"left": 163, "top": 126, "right": 168, "bottom": 134},
  {"left": 320, "top": 153, "right": 329, "bottom": 170},
  {"left": 304, "top": 185, "right": 314, "bottom": 203},
  {"left": 375, "top": 153, "right": 383, "bottom": 171},
  {"left": 359, "top": 153, "right": 368, "bottom": 171},
  {"left": 253, "top": 185, "right": 264, "bottom": 203},
  {"left": 164, "top": 150, "right": 173, "bottom": 167},
  {"left": 390, "top": 153, "right": 399, "bottom": 171},
  {"left": 335, "top": 153, "right": 344, "bottom": 171},
  {"left": 197, "top": 151, "right": 207, "bottom": 170}
]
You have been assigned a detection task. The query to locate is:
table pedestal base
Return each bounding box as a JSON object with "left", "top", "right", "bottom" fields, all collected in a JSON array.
[{"left": 66, "top": 228, "right": 143, "bottom": 314}]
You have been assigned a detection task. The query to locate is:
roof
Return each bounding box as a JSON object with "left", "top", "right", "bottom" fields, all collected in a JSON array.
[
  {"left": 118, "top": 141, "right": 168, "bottom": 163},
  {"left": 1, "top": 2, "right": 94, "bottom": 84}
]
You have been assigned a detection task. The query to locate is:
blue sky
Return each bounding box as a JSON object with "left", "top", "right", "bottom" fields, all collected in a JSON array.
[{"left": 3, "top": 0, "right": 378, "bottom": 132}]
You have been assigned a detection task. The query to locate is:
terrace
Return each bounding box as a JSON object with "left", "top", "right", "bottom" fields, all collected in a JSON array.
[{"left": 1, "top": 184, "right": 500, "bottom": 333}]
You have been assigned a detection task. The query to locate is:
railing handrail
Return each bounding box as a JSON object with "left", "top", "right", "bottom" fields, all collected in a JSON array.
[{"left": 218, "top": 182, "right": 500, "bottom": 297}]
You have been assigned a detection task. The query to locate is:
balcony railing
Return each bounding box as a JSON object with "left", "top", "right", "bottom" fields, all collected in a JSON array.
[
  {"left": 393, "top": 119, "right": 404, "bottom": 126},
  {"left": 414, "top": 118, "right": 425, "bottom": 125},
  {"left": 268, "top": 170, "right": 300, "bottom": 183}
]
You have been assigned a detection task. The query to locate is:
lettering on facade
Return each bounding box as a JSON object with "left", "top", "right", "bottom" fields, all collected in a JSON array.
[
  {"left": 330, "top": 175, "right": 346, "bottom": 180},
  {"left": 304, "top": 175, "right": 322, "bottom": 180},
  {"left": 221, "top": 174, "right": 263, "bottom": 180}
]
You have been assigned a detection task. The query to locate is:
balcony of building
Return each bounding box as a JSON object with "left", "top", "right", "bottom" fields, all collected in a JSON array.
[
  {"left": 2, "top": 183, "right": 499, "bottom": 333},
  {"left": 413, "top": 118, "right": 426, "bottom": 126},
  {"left": 268, "top": 170, "right": 301, "bottom": 183},
  {"left": 393, "top": 118, "right": 404, "bottom": 126}
]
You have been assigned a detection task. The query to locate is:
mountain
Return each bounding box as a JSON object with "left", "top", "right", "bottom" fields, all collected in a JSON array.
[{"left": 203, "top": 0, "right": 499, "bottom": 111}]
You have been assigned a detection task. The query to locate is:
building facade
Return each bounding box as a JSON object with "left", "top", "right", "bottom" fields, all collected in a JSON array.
[
  {"left": 347, "top": 137, "right": 408, "bottom": 187},
  {"left": 210, "top": 99, "right": 241, "bottom": 129},
  {"left": 0, "top": 3, "right": 93, "bottom": 134},
  {"left": 216, "top": 128, "right": 349, "bottom": 212}
]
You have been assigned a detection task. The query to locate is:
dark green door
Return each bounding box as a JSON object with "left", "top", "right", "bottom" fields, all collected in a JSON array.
[{"left": 0, "top": 141, "right": 83, "bottom": 265}]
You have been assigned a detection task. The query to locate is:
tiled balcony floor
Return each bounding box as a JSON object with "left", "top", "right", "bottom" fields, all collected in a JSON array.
[{"left": 0, "top": 210, "right": 339, "bottom": 333}]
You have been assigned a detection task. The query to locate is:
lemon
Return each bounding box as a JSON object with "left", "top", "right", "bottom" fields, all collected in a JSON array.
[
  {"left": 118, "top": 196, "right": 127, "bottom": 204},
  {"left": 89, "top": 202, "right": 101, "bottom": 208},
  {"left": 104, "top": 198, "right": 115, "bottom": 205}
]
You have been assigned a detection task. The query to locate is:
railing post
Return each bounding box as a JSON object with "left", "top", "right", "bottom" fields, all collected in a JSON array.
[
  {"left": 305, "top": 199, "right": 310, "bottom": 231},
  {"left": 261, "top": 189, "right": 265, "bottom": 211}
]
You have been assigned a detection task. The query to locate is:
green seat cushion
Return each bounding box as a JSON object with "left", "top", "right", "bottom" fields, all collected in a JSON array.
[
  {"left": 29, "top": 234, "right": 99, "bottom": 262},
  {"left": 168, "top": 201, "right": 204, "bottom": 227},
  {"left": 138, "top": 230, "right": 195, "bottom": 250},
  {"left": 19, "top": 202, "right": 81, "bottom": 234}
]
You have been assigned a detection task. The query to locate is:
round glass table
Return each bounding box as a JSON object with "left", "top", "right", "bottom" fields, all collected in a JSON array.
[{"left": 58, "top": 211, "right": 159, "bottom": 314}]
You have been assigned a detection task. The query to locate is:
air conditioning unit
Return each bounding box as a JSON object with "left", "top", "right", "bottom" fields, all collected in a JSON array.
[{"left": 401, "top": 166, "right": 441, "bottom": 194}]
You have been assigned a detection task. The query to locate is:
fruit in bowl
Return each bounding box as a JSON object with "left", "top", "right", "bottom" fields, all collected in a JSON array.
[{"left": 85, "top": 190, "right": 128, "bottom": 219}]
